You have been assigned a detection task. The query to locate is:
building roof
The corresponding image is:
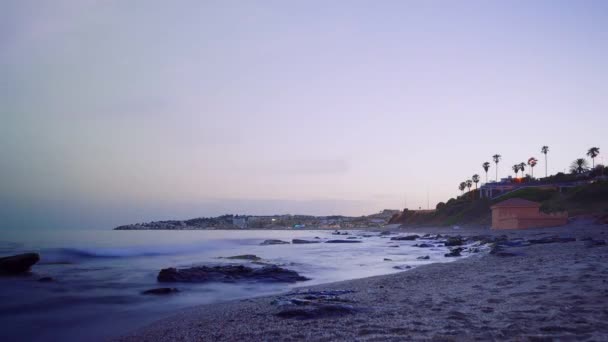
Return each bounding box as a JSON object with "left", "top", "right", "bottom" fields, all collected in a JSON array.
[{"left": 491, "top": 198, "right": 541, "bottom": 209}]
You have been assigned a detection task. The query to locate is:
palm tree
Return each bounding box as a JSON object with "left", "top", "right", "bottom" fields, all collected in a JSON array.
[
  {"left": 541, "top": 146, "right": 549, "bottom": 177},
  {"left": 519, "top": 162, "right": 526, "bottom": 178},
  {"left": 482, "top": 162, "right": 490, "bottom": 183},
  {"left": 472, "top": 174, "right": 480, "bottom": 199},
  {"left": 527, "top": 157, "right": 538, "bottom": 178},
  {"left": 570, "top": 158, "right": 589, "bottom": 174},
  {"left": 492, "top": 154, "right": 501, "bottom": 182},
  {"left": 587, "top": 147, "right": 600, "bottom": 168},
  {"left": 512, "top": 164, "right": 520, "bottom": 178},
  {"left": 458, "top": 182, "right": 466, "bottom": 195}
]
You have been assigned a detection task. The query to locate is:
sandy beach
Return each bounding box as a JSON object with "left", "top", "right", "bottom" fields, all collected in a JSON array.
[{"left": 119, "top": 221, "right": 608, "bottom": 341}]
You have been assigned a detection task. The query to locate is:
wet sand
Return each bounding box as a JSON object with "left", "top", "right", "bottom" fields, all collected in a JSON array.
[{"left": 119, "top": 221, "right": 608, "bottom": 341}]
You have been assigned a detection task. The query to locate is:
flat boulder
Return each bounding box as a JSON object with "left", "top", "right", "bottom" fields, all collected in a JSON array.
[
  {"left": 158, "top": 265, "right": 309, "bottom": 283},
  {"left": 260, "top": 240, "right": 290, "bottom": 246},
  {"left": 0, "top": 253, "right": 40, "bottom": 274},
  {"left": 417, "top": 255, "right": 430, "bottom": 260},
  {"left": 325, "top": 240, "right": 362, "bottom": 243},
  {"left": 292, "top": 239, "right": 320, "bottom": 244},
  {"left": 390, "top": 235, "right": 419, "bottom": 241},
  {"left": 223, "top": 254, "right": 261, "bottom": 261},
  {"left": 413, "top": 243, "right": 434, "bottom": 248}
]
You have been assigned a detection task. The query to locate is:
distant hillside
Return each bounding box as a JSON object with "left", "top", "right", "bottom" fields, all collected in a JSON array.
[{"left": 389, "top": 181, "right": 608, "bottom": 227}]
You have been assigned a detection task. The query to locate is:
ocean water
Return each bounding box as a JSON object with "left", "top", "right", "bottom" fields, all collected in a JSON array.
[{"left": 0, "top": 229, "right": 464, "bottom": 341}]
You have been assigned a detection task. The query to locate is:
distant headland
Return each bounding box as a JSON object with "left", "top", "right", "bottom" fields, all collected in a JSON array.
[{"left": 113, "top": 209, "right": 401, "bottom": 230}]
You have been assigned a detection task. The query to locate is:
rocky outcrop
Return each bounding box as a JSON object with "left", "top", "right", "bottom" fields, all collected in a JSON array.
[
  {"left": 444, "top": 247, "right": 463, "bottom": 257},
  {"left": 390, "top": 235, "right": 419, "bottom": 241},
  {"left": 444, "top": 236, "right": 464, "bottom": 246},
  {"left": 0, "top": 253, "right": 40, "bottom": 274},
  {"left": 260, "top": 240, "right": 290, "bottom": 245},
  {"left": 223, "top": 255, "right": 261, "bottom": 261},
  {"left": 292, "top": 239, "right": 320, "bottom": 244},
  {"left": 157, "top": 265, "right": 309, "bottom": 283}
]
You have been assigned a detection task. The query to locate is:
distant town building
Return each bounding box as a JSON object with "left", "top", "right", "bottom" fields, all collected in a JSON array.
[{"left": 491, "top": 198, "right": 567, "bottom": 229}]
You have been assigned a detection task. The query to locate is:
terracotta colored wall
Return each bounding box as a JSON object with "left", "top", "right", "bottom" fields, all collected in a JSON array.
[{"left": 491, "top": 207, "right": 567, "bottom": 229}]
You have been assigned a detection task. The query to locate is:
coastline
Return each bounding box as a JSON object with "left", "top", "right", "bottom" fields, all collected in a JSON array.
[{"left": 119, "top": 221, "right": 608, "bottom": 341}]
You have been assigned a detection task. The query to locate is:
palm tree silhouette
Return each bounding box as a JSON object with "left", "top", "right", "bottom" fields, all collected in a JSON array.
[
  {"left": 570, "top": 158, "right": 589, "bottom": 174},
  {"left": 541, "top": 146, "right": 549, "bottom": 177},
  {"left": 459, "top": 182, "right": 466, "bottom": 195},
  {"left": 587, "top": 147, "right": 600, "bottom": 168},
  {"left": 482, "top": 162, "right": 490, "bottom": 183},
  {"left": 527, "top": 157, "right": 538, "bottom": 178},
  {"left": 512, "top": 164, "right": 520, "bottom": 178},
  {"left": 472, "top": 174, "right": 480, "bottom": 199},
  {"left": 519, "top": 162, "right": 526, "bottom": 178},
  {"left": 492, "top": 154, "right": 502, "bottom": 182},
  {"left": 466, "top": 179, "right": 473, "bottom": 199}
]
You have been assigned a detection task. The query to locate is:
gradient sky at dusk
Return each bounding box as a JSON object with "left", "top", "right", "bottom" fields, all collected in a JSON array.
[{"left": 1, "top": 0, "right": 607, "bottom": 229}]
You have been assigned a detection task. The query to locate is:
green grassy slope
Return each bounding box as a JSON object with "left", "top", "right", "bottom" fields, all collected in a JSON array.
[{"left": 389, "top": 181, "right": 608, "bottom": 227}]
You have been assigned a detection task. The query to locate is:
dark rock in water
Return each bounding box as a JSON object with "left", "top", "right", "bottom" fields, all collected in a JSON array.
[
  {"left": 413, "top": 243, "right": 434, "bottom": 248},
  {"left": 379, "top": 231, "right": 393, "bottom": 236},
  {"left": 390, "top": 235, "right": 419, "bottom": 241},
  {"left": 383, "top": 258, "right": 392, "bottom": 261},
  {"left": 260, "top": 240, "right": 289, "bottom": 246},
  {"left": 0, "top": 253, "right": 40, "bottom": 274},
  {"left": 584, "top": 239, "right": 607, "bottom": 248},
  {"left": 275, "top": 304, "right": 359, "bottom": 319},
  {"left": 142, "top": 287, "right": 179, "bottom": 295},
  {"left": 157, "top": 265, "right": 309, "bottom": 283},
  {"left": 38, "top": 276, "right": 54, "bottom": 282},
  {"left": 347, "top": 237, "right": 359, "bottom": 240},
  {"left": 292, "top": 239, "right": 320, "bottom": 244},
  {"left": 528, "top": 236, "right": 576, "bottom": 244},
  {"left": 417, "top": 255, "right": 430, "bottom": 260},
  {"left": 325, "top": 240, "right": 361, "bottom": 243},
  {"left": 393, "top": 265, "right": 412, "bottom": 270},
  {"left": 224, "top": 254, "right": 261, "bottom": 261},
  {"left": 444, "top": 247, "right": 463, "bottom": 257},
  {"left": 332, "top": 231, "right": 349, "bottom": 235},
  {"left": 444, "top": 236, "right": 464, "bottom": 246},
  {"left": 388, "top": 245, "right": 399, "bottom": 248}
]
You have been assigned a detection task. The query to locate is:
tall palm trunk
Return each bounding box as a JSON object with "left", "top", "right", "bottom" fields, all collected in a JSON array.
[{"left": 545, "top": 154, "right": 547, "bottom": 177}]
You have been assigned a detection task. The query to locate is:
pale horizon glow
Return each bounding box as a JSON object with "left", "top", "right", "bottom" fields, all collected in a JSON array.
[{"left": 1, "top": 0, "right": 607, "bottom": 229}]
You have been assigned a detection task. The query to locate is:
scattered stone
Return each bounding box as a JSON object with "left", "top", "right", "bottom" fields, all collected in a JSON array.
[
  {"left": 141, "top": 287, "right": 179, "bottom": 295},
  {"left": 390, "top": 235, "right": 420, "bottom": 241},
  {"left": 347, "top": 237, "right": 359, "bottom": 240},
  {"left": 379, "top": 231, "right": 393, "bottom": 236},
  {"left": 383, "top": 258, "right": 392, "bottom": 261},
  {"left": 444, "top": 237, "right": 464, "bottom": 246},
  {"left": 38, "top": 276, "right": 54, "bottom": 282},
  {"left": 584, "top": 239, "right": 607, "bottom": 248},
  {"left": 0, "top": 253, "right": 40, "bottom": 274},
  {"left": 417, "top": 255, "right": 430, "bottom": 260},
  {"left": 444, "top": 247, "right": 463, "bottom": 257},
  {"left": 528, "top": 236, "right": 576, "bottom": 244},
  {"left": 393, "top": 265, "right": 412, "bottom": 270},
  {"left": 260, "top": 240, "right": 289, "bottom": 246},
  {"left": 413, "top": 243, "right": 434, "bottom": 248},
  {"left": 224, "top": 255, "right": 261, "bottom": 261},
  {"left": 158, "top": 265, "right": 309, "bottom": 283},
  {"left": 325, "top": 240, "right": 362, "bottom": 243},
  {"left": 388, "top": 245, "right": 400, "bottom": 248},
  {"left": 292, "top": 239, "right": 320, "bottom": 244}
]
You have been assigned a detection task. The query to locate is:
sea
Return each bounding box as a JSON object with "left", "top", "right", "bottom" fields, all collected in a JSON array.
[{"left": 0, "top": 229, "right": 465, "bottom": 341}]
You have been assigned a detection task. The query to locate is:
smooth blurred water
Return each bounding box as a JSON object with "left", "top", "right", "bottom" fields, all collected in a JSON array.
[{"left": 0, "top": 229, "right": 461, "bottom": 341}]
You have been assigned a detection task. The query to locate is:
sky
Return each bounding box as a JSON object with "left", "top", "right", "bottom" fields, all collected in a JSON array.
[{"left": 1, "top": 0, "right": 607, "bottom": 230}]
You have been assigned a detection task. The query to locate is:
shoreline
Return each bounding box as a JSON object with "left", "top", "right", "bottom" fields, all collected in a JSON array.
[{"left": 119, "top": 221, "right": 608, "bottom": 341}]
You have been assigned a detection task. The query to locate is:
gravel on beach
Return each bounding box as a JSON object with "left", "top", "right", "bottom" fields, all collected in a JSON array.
[{"left": 119, "top": 222, "right": 608, "bottom": 341}]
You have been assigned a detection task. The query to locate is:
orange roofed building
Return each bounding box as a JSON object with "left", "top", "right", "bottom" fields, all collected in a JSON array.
[{"left": 491, "top": 198, "right": 568, "bottom": 229}]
